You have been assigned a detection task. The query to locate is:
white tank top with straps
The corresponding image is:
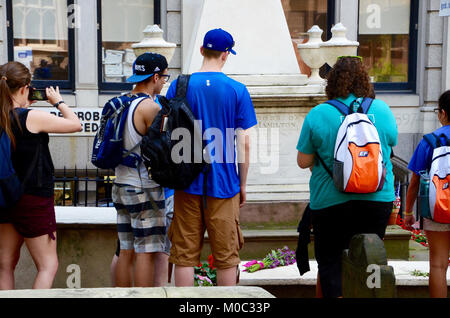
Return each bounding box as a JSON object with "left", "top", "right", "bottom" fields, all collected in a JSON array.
[{"left": 114, "top": 96, "right": 158, "bottom": 188}]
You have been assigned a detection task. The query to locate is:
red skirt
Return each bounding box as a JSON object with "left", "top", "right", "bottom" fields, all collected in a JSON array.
[{"left": 7, "top": 194, "right": 56, "bottom": 240}]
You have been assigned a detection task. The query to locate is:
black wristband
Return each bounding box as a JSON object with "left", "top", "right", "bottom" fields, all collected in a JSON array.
[{"left": 53, "top": 101, "right": 65, "bottom": 109}]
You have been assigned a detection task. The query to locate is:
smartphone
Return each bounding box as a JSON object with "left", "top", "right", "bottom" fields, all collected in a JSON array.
[{"left": 28, "top": 87, "right": 48, "bottom": 101}]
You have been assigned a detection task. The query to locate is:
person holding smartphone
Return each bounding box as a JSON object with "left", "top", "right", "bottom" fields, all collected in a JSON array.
[{"left": 0, "top": 61, "right": 81, "bottom": 290}]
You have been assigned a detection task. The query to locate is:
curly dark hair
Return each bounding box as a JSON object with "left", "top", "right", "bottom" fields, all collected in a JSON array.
[{"left": 325, "top": 57, "right": 375, "bottom": 100}]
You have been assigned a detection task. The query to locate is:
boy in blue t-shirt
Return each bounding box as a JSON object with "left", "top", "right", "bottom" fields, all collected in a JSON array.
[{"left": 166, "top": 28, "right": 257, "bottom": 286}]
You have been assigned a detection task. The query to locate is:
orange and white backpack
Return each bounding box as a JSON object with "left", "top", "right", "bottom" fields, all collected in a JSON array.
[
  {"left": 317, "top": 98, "right": 387, "bottom": 193},
  {"left": 421, "top": 133, "right": 450, "bottom": 223}
]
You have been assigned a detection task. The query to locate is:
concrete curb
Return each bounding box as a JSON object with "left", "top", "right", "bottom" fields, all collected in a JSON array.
[{"left": 0, "top": 286, "right": 275, "bottom": 298}]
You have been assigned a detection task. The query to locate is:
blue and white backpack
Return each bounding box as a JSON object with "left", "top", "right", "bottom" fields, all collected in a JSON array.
[{"left": 91, "top": 93, "right": 150, "bottom": 170}]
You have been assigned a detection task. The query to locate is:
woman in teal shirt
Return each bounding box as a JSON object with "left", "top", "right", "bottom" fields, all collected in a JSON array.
[{"left": 297, "top": 57, "right": 398, "bottom": 298}]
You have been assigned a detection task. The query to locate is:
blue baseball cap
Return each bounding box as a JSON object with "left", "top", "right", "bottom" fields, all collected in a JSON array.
[
  {"left": 126, "top": 52, "right": 168, "bottom": 83},
  {"left": 203, "top": 28, "right": 236, "bottom": 55}
]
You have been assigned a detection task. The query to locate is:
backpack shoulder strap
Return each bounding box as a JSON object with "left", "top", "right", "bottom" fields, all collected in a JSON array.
[
  {"left": 315, "top": 152, "right": 333, "bottom": 178},
  {"left": 359, "top": 97, "right": 374, "bottom": 114},
  {"left": 175, "top": 75, "right": 191, "bottom": 98},
  {"left": 423, "top": 133, "right": 439, "bottom": 149},
  {"left": 436, "top": 133, "right": 450, "bottom": 147},
  {"left": 325, "top": 99, "right": 350, "bottom": 116}
]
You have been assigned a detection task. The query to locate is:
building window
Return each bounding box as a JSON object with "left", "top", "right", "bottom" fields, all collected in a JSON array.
[
  {"left": 281, "top": 0, "right": 335, "bottom": 76},
  {"left": 98, "top": 0, "right": 160, "bottom": 91},
  {"left": 358, "top": 0, "right": 418, "bottom": 91},
  {"left": 7, "top": 0, "right": 75, "bottom": 90}
]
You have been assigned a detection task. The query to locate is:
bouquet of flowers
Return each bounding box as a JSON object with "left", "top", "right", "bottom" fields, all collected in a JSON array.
[
  {"left": 397, "top": 215, "right": 428, "bottom": 247},
  {"left": 410, "top": 229, "right": 428, "bottom": 247},
  {"left": 194, "top": 255, "right": 217, "bottom": 286},
  {"left": 242, "top": 246, "right": 296, "bottom": 273}
]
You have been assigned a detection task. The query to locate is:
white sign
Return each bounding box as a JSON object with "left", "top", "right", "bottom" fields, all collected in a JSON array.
[
  {"left": 14, "top": 46, "right": 33, "bottom": 71},
  {"left": 359, "top": 0, "right": 410, "bottom": 35},
  {"left": 43, "top": 108, "right": 101, "bottom": 136},
  {"left": 440, "top": 0, "right": 450, "bottom": 16}
]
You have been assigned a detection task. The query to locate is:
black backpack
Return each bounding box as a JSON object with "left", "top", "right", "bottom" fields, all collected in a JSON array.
[{"left": 140, "top": 75, "right": 208, "bottom": 190}]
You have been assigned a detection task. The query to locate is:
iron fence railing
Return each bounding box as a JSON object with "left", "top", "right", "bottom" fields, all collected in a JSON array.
[{"left": 53, "top": 167, "right": 114, "bottom": 207}]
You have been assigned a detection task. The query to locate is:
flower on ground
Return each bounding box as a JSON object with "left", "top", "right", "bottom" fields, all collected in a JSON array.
[
  {"left": 195, "top": 275, "right": 214, "bottom": 286},
  {"left": 243, "top": 246, "right": 296, "bottom": 273},
  {"left": 397, "top": 215, "right": 429, "bottom": 247},
  {"left": 194, "top": 254, "right": 217, "bottom": 286}
]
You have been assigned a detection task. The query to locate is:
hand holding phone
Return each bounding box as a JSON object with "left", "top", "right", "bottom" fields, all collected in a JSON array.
[
  {"left": 46, "top": 86, "right": 64, "bottom": 106},
  {"left": 28, "top": 87, "right": 48, "bottom": 101}
]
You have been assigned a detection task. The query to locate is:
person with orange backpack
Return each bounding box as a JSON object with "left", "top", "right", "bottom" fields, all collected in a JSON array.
[
  {"left": 296, "top": 56, "right": 398, "bottom": 298},
  {"left": 405, "top": 90, "right": 450, "bottom": 298}
]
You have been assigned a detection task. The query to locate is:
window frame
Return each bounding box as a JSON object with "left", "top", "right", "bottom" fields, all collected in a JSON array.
[
  {"left": 97, "top": 0, "right": 161, "bottom": 93},
  {"left": 6, "top": 0, "right": 76, "bottom": 91},
  {"left": 357, "top": 0, "right": 419, "bottom": 93}
]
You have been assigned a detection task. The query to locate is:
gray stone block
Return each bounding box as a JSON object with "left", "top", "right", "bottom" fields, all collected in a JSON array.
[
  {"left": 342, "top": 234, "right": 396, "bottom": 298},
  {"left": 167, "top": 12, "right": 181, "bottom": 45},
  {"left": 424, "top": 69, "right": 443, "bottom": 102},
  {"left": 429, "top": 0, "right": 441, "bottom": 11},
  {"left": 169, "top": 47, "right": 182, "bottom": 69},
  {"left": 426, "top": 44, "right": 443, "bottom": 68},
  {"left": 427, "top": 12, "right": 444, "bottom": 44},
  {"left": 167, "top": 0, "right": 181, "bottom": 11}
]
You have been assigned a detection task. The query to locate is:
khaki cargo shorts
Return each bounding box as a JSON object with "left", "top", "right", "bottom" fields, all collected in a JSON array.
[{"left": 168, "top": 190, "right": 244, "bottom": 269}]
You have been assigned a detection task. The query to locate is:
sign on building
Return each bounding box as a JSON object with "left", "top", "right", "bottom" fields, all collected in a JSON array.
[
  {"left": 43, "top": 108, "right": 101, "bottom": 136},
  {"left": 440, "top": 0, "right": 450, "bottom": 16}
]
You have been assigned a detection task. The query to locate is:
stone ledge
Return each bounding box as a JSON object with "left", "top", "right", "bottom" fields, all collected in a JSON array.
[
  {"left": 0, "top": 287, "right": 275, "bottom": 299},
  {"left": 238, "top": 261, "right": 450, "bottom": 287}
]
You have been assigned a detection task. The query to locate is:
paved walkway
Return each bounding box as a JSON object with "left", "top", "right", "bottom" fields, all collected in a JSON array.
[{"left": 238, "top": 260, "right": 450, "bottom": 287}]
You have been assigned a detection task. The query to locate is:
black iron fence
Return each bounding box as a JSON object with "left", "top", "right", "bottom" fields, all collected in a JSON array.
[
  {"left": 54, "top": 156, "right": 411, "bottom": 211},
  {"left": 53, "top": 167, "right": 114, "bottom": 207}
]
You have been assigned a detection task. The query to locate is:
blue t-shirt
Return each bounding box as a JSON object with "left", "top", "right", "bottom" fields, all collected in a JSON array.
[
  {"left": 166, "top": 72, "right": 257, "bottom": 198},
  {"left": 297, "top": 94, "right": 398, "bottom": 210},
  {"left": 408, "top": 125, "right": 450, "bottom": 175}
]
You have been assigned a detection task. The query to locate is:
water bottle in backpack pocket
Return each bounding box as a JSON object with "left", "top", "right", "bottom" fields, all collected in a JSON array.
[
  {"left": 321, "top": 98, "right": 386, "bottom": 193},
  {"left": 421, "top": 133, "right": 450, "bottom": 224},
  {"left": 418, "top": 170, "right": 431, "bottom": 219}
]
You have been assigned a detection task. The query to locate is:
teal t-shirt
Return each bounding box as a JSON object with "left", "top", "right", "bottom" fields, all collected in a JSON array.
[{"left": 296, "top": 94, "right": 398, "bottom": 210}]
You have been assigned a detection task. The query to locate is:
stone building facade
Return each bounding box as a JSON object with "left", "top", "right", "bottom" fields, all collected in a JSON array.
[{"left": 0, "top": 0, "right": 449, "bottom": 203}]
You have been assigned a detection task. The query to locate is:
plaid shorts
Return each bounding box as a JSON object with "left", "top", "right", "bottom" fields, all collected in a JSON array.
[{"left": 112, "top": 184, "right": 166, "bottom": 253}]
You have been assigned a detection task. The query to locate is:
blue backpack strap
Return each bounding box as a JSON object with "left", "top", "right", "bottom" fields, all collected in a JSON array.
[
  {"left": 359, "top": 97, "right": 374, "bottom": 114},
  {"left": 325, "top": 99, "right": 350, "bottom": 116},
  {"left": 423, "top": 133, "right": 439, "bottom": 149},
  {"left": 435, "top": 133, "right": 450, "bottom": 147},
  {"left": 175, "top": 74, "right": 191, "bottom": 98}
]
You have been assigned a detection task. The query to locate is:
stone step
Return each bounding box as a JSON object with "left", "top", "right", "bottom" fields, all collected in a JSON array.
[
  {"left": 202, "top": 225, "right": 412, "bottom": 261},
  {"left": 238, "top": 261, "right": 450, "bottom": 298},
  {"left": 10, "top": 208, "right": 410, "bottom": 290}
]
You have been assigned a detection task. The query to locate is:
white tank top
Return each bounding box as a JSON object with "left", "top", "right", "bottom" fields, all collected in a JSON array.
[{"left": 114, "top": 97, "right": 159, "bottom": 188}]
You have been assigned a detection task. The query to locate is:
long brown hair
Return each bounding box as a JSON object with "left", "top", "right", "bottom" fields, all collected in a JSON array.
[
  {"left": 325, "top": 57, "right": 375, "bottom": 100},
  {"left": 0, "top": 62, "right": 31, "bottom": 148}
]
